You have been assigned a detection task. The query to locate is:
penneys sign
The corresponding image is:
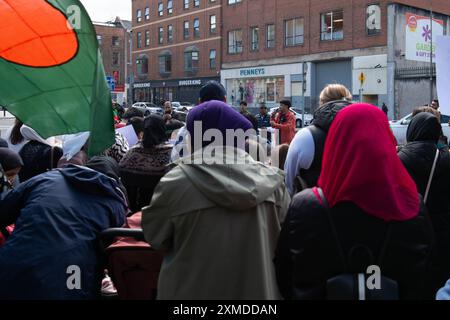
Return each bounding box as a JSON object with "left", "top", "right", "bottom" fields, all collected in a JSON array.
[{"left": 239, "top": 67, "right": 266, "bottom": 78}]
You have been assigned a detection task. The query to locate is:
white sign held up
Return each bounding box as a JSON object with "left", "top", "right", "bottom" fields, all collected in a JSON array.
[{"left": 436, "top": 36, "right": 450, "bottom": 116}]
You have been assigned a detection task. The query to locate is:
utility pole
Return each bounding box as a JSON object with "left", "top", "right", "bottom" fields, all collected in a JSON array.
[
  {"left": 301, "top": 61, "right": 307, "bottom": 127},
  {"left": 430, "top": 0, "right": 434, "bottom": 104}
]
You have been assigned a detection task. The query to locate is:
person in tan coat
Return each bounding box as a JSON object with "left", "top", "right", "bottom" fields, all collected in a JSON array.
[{"left": 141, "top": 96, "right": 290, "bottom": 300}]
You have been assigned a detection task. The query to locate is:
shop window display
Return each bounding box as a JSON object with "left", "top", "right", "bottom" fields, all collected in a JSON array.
[{"left": 227, "top": 77, "right": 284, "bottom": 109}]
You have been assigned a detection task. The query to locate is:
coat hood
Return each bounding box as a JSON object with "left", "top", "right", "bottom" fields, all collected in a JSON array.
[
  {"left": 312, "top": 100, "right": 352, "bottom": 132},
  {"left": 59, "top": 165, "right": 127, "bottom": 207},
  {"left": 176, "top": 147, "right": 285, "bottom": 210}
]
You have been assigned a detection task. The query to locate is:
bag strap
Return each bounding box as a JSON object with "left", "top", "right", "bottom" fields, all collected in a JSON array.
[
  {"left": 424, "top": 148, "right": 440, "bottom": 205},
  {"left": 317, "top": 188, "right": 348, "bottom": 272},
  {"left": 317, "top": 187, "right": 393, "bottom": 270},
  {"left": 49, "top": 146, "right": 55, "bottom": 170}
]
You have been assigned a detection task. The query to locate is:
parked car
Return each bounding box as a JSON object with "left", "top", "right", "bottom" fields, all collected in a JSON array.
[
  {"left": 269, "top": 107, "right": 313, "bottom": 128},
  {"left": 131, "top": 102, "right": 163, "bottom": 116},
  {"left": 390, "top": 113, "right": 450, "bottom": 145}
]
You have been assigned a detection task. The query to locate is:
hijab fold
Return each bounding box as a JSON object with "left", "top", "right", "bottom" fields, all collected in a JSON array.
[{"left": 317, "top": 103, "right": 419, "bottom": 221}]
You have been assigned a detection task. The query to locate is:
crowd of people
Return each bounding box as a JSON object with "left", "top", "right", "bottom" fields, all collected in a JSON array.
[{"left": 1, "top": 80, "right": 450, "bottom": 300}]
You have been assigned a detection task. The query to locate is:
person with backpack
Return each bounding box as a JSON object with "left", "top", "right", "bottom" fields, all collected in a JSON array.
[
  {"left": 398, "top": 112, "right": 450, "bottom": 298},
  {"left": 284, "top": 84, "right": 352, "bottom": 196},
  {"left": 274, "top": 104, "right": 434, "bottom": 300}
]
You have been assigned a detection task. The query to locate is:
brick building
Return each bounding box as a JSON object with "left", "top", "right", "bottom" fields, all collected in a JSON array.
[
  {"left": 94, "top": 17, "right": 132, "bottom": 105},
  {"left": 131, "top": 0, "right": 221, "bottom": 105},
  {"left": 220, "top": 0, "right": 450, "bottom": 118}
]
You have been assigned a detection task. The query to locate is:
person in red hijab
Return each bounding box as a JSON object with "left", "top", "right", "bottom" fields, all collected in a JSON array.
[{"left": 274, "top": 103, "right": 434, "bottom": 300}]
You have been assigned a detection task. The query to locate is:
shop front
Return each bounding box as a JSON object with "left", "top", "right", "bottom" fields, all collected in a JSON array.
[
  {"left": 150, "top": 77, "right": 220, "bottom": 106},
  {"left": 221, "top": 63, "right": 302, "bottom": 112},
  {"left": 133, "top": 82, "right": 151, "bottom": 104}
]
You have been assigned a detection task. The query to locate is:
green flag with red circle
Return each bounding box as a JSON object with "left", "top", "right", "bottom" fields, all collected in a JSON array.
[{"left": 0, "top": 0, "right": 114, "bottom": 156}]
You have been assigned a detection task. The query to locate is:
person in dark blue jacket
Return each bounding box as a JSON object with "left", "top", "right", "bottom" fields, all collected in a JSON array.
[{"left": 0, "top": 156, "right": 128, "bottom": 300}]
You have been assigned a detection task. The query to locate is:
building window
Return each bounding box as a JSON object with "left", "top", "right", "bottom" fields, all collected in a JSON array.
[
  {"left": 184, "top": 21, "right": 189, "bottom": 39},
  {"left": 228, "top": 29, "right": 243, "bottom": 54},
  {"left": 366, "top": 4, "right": 381, "bottom": 35},
  {"left": 321, "top": 10, "right": 344, "bottom": 41},
  {"left": 96, "top": 35, "right": 102, "bottom": 45},
  {"left": 228, "top": 0, "right": 242, "bottom": 4},
  {"left": 158, "top": 2, "right": 164, "bottom": 16},
  {"left": 112, "top": 52, "right": 119, "bottom": 65},
  {"left": 210, "top": 15, "right": 217, "bottom": 34},
  {"left": 136, "top": 55, "right": 148, "bottom": 75},
  {"left": 167, "top": 25, "right": 173, "bottom": 43},
  {"left": 137, "top": 32, "right": 142, "bottom": 48},
  {"left": 159, "top": 52, "right": 172, "bottom": 74},
  {"left": 250, "top": 26, "right": 259, "bottom": 51},
  {"left": 167, "top": 0, "right": 173, "bottom": 14},
  {"left": 194, "top": 0, "right": 200, "bottom": 7},
  {"left": 112, "top": 36, "right": 119, "bottom": 46},
  {"left": 184, "top": 0, "right": 189, "bottom": 10},
  {"left": 136, "top": 9, "right": 142, "bottom": 23},
  {"left": 266, "top": 24, "right": 275, "bottom": 48},
  {"left": 194, "top": 18, "right": 200, "bottom": 38},
  {"left": 285, "top": 18, "right": 304, "bottom": 46},
  {"left": 158, "top": 27, "right": 164, "bottom": 44},
  {"left": 209, "top": 49, "right": 216, "bottom": 69},
  {"left": 145, "top": 30, "right": 150, "bottom": 46},
  {"left": 184, "top": 48, "right": 199, "bottom": 72},
  {"left": 145, "top": 7, "right": 150, "bottom": 20}
]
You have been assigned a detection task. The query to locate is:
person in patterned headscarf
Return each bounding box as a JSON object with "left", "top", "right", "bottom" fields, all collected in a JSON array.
[{"left": 119, "top": 115, "right": 172, "bottom": 213}]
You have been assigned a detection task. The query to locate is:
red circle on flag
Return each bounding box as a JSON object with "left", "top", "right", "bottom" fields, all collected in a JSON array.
[{"left": 0, "top": 0, "right": 78, "bottom": 67}]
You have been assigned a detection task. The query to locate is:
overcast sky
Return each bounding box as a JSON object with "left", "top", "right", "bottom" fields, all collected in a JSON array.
[{"left": 80, "top": 0, "right": 131, "bottom": 22}]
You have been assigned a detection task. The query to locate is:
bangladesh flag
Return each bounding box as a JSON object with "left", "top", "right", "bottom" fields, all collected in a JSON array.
[{"left": 0, "top": 0, "right": 114, "bottom": 156}]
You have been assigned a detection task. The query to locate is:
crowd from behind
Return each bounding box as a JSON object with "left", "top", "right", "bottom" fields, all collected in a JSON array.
[{"left": 1, "top": 80, "right": 450, "bottom": 300}]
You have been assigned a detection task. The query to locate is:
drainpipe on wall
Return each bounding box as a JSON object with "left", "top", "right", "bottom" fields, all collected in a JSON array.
[{"left": 387, "top": 4, "right": 396, "bottom": 120}]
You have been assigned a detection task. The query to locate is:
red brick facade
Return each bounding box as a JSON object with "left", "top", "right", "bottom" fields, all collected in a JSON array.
[
  {"left": 221, "top": 0, "right": 449, "bottom": 64},
  {"left": 95, "top": 22, "right": 130, "bottom": 88},
  {"left": 132, "top": 0, "right": 221, "bottom": 82}
]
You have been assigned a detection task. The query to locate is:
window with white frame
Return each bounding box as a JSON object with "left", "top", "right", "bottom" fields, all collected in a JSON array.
[
  {"left": 167, "top": 25, "right": 173, "bottom": 43},
  {"left": 194, "top": 18, "right": 200, "bottom": 38},
  {"left": 184, "top": 21, "right": 189, "bottom": 39},
  {"left": 210, "top": 15, "right": 217, "bottom": 34},
  {"left": 228, "top": 29, "right": 243, "bottom": 54},
  {"left": 266, "top": 24, "right": 275, "bottom": 48},
  {"left": 158, "top": 27, "right": 164, "bottom": 44},
  {"left": 184, "top": 49, "right": 199, "bottom": 72},
  {"left": 285, "top": 18, "right": 304, "bottom": 46},
  {"left": 136, "top": 9, "right": 142, "bottom": 22},
  {"left": 321, "top": 10, "right": 344, "bottom": 41},
  {"left": 250, "top": 26, "right": 259, "bottom": 51},
  {"left": 209, "top": 49, "right": 216, "bottom": 69}
]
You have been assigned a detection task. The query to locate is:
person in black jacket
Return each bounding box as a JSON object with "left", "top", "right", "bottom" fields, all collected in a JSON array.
[
  {"left": 398, "top": 112, "right": 450, "bottom": 298},
  {"left": 284, "top": 84, "right": 353, "bottom": 196},
  {"left": 274, "top": 103, "right": 434, "bottom": 300}
]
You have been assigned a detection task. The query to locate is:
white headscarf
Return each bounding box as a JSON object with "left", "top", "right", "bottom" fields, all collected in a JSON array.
[{"left": 20, "top": 126, "right": 52, "bottom": 146}]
